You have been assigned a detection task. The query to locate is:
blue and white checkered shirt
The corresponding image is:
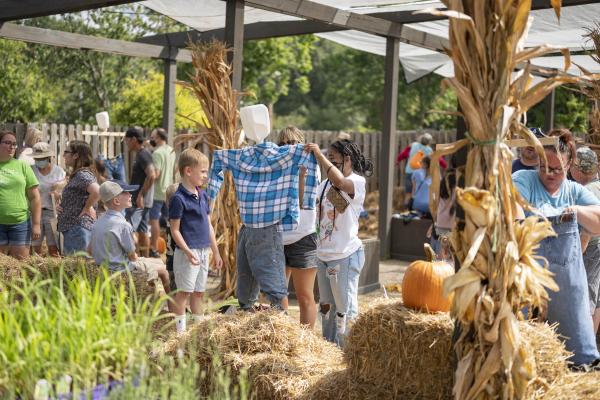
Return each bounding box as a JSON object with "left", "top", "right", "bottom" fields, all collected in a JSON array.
[{"left": 207, "top": 142, "right": 319, "bottom": 231}]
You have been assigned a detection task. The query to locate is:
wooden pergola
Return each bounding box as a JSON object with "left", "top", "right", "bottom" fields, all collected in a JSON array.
[{"left": 0, "top": 0, "right": 594, "bottom": 258}]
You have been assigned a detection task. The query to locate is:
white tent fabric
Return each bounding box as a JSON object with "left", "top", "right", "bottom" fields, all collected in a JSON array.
[
  {"left": 142, "top": 0, "right": 600, "bottom": 83},
  {"left": 141, "top": 0, "right": 442, "bottom": 32}
]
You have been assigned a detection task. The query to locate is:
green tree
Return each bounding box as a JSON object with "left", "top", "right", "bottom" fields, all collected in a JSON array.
[
  {"left": 242, "top": 35, "right": 317, "bottom": 112},
  {"left": 274, "top": 39, "right": 456, "bottom": 132},
  {"left": 0, "top": 39, "right": 55, "bottom": 122},
  {"left": 22, "top": 6, "right": 186, "bottom": 123},
  {"left": 527, "top": 86, "right": 589, "bottom": 134},
  {"left": 112, "top": 71, "right": 203, "bottom": 129}
]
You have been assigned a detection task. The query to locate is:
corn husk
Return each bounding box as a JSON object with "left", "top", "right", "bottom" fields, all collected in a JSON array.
[
  {"left": 424, "top": 1, "right": 584, "bottom": 399},
  {"left": 578, "top": 24, "right": 600, "bottom": 150},
  {"left": 177, "top": 41, "right": 244, "bottom": 298}
]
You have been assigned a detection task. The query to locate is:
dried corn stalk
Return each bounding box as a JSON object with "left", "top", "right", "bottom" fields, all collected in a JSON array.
[
  {"left": 424, "top": 1, "right": 592, "bottom": 399},
  {"left": 177, "top": 41, "right": 244, "bottom": 298},
  {"left": 578, "top": 23, "right": 600, "bottom": 147}
]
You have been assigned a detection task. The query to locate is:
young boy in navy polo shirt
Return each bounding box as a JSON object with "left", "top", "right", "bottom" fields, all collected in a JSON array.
[{"left": 169, "top": 148, "right": 222, "bottom": 333}]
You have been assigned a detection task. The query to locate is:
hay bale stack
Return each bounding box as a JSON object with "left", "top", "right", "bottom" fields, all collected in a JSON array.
[
  {"left": 344, "top": 301, "right": 454, "bottom": 400},
  {"left": 163, "top": 311, "right": 344, "bottom": 400},
  {"left": 342, "top": 301, "right": 571, "bottom": 400},
  {"left": 0, "top": 254, "right": 158, "bottom": 301}
]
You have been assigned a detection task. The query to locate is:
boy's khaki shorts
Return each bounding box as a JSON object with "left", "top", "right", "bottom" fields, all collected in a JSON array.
[{"left": 173, "top": 247, "right": 210, "bottom": 292}]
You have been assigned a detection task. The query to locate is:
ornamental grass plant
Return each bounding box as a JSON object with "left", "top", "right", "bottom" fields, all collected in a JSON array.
[{"left": 0, "top": 264, "right": 167, "bottom": 398}]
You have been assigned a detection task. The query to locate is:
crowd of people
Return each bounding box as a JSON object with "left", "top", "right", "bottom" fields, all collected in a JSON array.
[
  {"left": 0, "top": 125, "right": 374, "bottom": 346},
  {"left": 5, "top": 123, "right": 599, "bottom": 362}
]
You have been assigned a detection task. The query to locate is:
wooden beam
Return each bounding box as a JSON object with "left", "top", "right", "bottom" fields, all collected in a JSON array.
[
  {"left": 0, "top": 22, "right": 192, "bottom": 62},
  {"left": 225, "top": 0, "right": 245, "bottom": 92},
  {"left": 137, "top": 19, "right": 344, "bottom": 47},
  {"left": 544, "top": 88, "right": 556, "bottom": 133},
  {"left": 162, "top": 53, "right": 177, "bottom": 143},
  {"left": 0, "top": 0, "right": 141, "bottom": 22},
  {"left": 378, "top": 37, "right": 399, "bottom": 260}
]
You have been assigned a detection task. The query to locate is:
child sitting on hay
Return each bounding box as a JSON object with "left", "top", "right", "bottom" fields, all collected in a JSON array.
[
  {"left": 169, "top": 149, "right": 222, "bottom": 333},
  {"left": 89, "top": 180, "right": 171, "bottom": 291}
]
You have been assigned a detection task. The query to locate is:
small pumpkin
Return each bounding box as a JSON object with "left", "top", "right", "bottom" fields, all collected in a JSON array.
[
  {"left": 157, "top": 237, "right": 167, "bottom": 254},
  {"left": 402, "top": 243, "right": 454, "bottom": 312}
]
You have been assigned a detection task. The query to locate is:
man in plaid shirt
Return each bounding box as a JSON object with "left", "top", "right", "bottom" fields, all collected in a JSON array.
[{"left": 208, "top": 142, "right": 318, "bottom": 310}]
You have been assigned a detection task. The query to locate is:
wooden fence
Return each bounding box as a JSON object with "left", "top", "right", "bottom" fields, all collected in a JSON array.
[{"left": 0, "top": 122, "right": 455, "bottom": 192}]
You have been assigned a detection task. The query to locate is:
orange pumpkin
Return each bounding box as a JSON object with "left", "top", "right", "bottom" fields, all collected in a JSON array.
[
  {"left": 157, "top": 237, "right": 167, "bottom": 254},
  {"left": 402, "top": 243, "right": 454, "bottom": 312}
]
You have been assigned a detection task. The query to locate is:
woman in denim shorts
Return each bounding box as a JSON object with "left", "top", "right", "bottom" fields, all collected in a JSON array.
[
  {"left": 279, "top": 127, "right": 319, "bottom": 328},
  {"left": 0, "top": 130, "right": 42, "bottom": 259},
  {"left": 305, "top": 138, "right": 374, "bottom": 346},
  {"left": 57, "top": 140, "right": 100, "bottom": 255}
]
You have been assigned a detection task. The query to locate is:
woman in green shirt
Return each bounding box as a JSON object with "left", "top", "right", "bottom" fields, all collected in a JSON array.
[{"left": 0, "top": 130, "right": 41, "bottom": 259}]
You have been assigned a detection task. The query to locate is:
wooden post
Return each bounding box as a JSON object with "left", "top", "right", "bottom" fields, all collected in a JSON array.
[
  {"left": 225, "top": 0, "right": 245, "bottom": 92},
  {"left": 378, "top": 37, "right": 399, "bottom": 260},
  {"left": 544, "top": 88, "right": 556, "bottom": 133},
  {"left": 162, "top": 48, "right": 177, "bottom": 145}
]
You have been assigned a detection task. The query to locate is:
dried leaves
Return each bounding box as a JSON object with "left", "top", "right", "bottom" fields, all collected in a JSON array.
[{"left": 428, "top": 1, "right": 577, "bottom": 399}]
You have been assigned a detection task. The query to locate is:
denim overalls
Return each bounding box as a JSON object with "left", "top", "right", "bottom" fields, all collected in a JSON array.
[{"left": 537, "top": 213, "right": 600, "bottom": 366}]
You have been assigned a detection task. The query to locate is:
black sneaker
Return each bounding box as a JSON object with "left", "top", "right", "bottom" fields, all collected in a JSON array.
[
  {"left": 569, "top": 358, "right": 600, "bottom": 373},
  {"left": 149, "top": 249, "right": 160, "bottom": 258}
]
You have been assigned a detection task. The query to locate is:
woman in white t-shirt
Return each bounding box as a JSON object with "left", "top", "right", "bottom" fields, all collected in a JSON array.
[
  {"left": 305, "top": 139, "right": 373, "bottom": 345},
  {"left": 279, "top": 127, "right": 320, "bottom": 328},
  {"left": 31, "top": 142, "right": 66, "bottom": 256}
]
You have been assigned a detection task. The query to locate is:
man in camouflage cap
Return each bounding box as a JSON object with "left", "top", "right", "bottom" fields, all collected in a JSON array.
[
  {"left": 571, "top": 146, "right": 599, "bottom": 185},
  {"left": 571, "top": 146, "right": 600, "bottom": 334}
]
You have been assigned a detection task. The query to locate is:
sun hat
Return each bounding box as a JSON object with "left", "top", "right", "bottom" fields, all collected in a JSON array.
[{"left": 31, "top": 142, "right": 55, "bottom": 159}]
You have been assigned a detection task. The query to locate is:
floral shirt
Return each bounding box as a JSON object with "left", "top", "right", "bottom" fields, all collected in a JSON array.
[{"left": 57, "top": 169, "right": 96, "bottom": 232}]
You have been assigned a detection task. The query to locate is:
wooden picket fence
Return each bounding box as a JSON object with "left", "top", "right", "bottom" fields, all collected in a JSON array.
[{"left": 0, "top": 122, "right": 455, "bottom": 192}]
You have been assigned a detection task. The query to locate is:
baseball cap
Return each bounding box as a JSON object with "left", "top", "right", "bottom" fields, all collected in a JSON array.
[
  {"left": 124, "top": 127, "right": 144, "bottom": 141},
  {"left": 574, "top": 147, "right": 598, "bottom": 175},
  {"left": 99, "top": 180, "right": 139, "bottom": 203}
]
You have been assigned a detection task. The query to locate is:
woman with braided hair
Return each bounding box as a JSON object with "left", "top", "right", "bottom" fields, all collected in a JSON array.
[{"left": 304, "top": 139, "right": 373, "bottom": 346}]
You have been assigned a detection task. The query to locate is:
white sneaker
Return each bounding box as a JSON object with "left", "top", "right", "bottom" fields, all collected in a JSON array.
[
  {"left": 336, "top": 313, "right": 346, "bottom": 335},
  {"left": 175, "top": 315, "right": 187, "bottom": 333}
]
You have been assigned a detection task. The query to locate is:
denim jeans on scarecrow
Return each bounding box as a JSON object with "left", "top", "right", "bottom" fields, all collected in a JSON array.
[
  {"left": 537, "top": 213, "right": 600, "bottom": 366},
  {"left": 317, "top": 247, "right": 365, "bottom": 346},
  {"left": 236, "top": 224, "right": 287, "bottom": 308}
]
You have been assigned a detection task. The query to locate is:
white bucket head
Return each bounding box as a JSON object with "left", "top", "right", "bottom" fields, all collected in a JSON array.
[
  {"left": 95, "top": 111, "right": 110, "bottom": 131},
  {"left": 240, "top": 104, "right": 270, "bottom": 143}
]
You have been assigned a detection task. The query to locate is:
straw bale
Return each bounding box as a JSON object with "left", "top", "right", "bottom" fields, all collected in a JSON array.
[
  {"left": 520, "top": 322, "right": 570, "bottom": 390},
  {"left": 343, "top": 301, "right": 571, "bottom": 400},
  {"left": 344, "top": 300, "right": 454, "bottom": 400},
  {"left": 225, "top": 349, "right": 344, "bottom": 400},
  {"left": 540, "top": 371, "right": 600, "bottom": 399},
  {"left": 0, "top": 254, "right": 158, "bottom": 301},
  {"left": 161, "top": 311, "right": 344, "bottom": 399}
]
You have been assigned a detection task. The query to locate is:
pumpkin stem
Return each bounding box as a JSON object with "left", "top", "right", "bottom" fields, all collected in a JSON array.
[{"left": 424, "top": 243, "right": 437, "bottom": 262}]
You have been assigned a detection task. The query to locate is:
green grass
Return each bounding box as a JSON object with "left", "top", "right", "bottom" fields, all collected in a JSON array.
[{"left": 0, "top": 265, "right": 166, "bottom": 398}]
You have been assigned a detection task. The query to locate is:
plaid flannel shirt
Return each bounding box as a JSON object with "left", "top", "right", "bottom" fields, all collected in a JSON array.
[{"left": 207, "top": 142, "right": 318, "bottom": 231}]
